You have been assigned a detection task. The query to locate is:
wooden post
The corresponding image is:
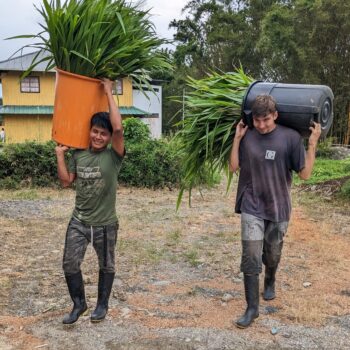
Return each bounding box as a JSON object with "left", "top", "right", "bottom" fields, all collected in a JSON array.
[{"left": 344, "top": 104, "right": 350, "bottom": 145}]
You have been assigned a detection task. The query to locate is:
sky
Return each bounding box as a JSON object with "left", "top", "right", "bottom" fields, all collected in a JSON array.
[{"left": 0, "top": 0, "right": 188, "bottom": 62}]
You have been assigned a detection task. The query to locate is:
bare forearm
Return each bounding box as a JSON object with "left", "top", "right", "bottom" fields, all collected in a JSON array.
[
  {"left": 229, "top": 137, "right": 241, "bottom": 173},
  {"left": 101, "top": 79, "right": 124, "bottom": 155},
  {"left": 56, "top": 154, "right": 71, "bottom": 187},
  {"left": 298, "top": 143, "right": 317, "bottom": 180},
  {"left": 106, "top": 91, "right": 123, "bottom": 133},
  {"left": 299, "top": 122, "right": 321, "bottom": 180}
]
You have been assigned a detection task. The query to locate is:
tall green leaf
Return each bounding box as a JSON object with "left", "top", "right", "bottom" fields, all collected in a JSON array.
[
  {"left": 174, "top": 68, "right": 254, "bottom": 209},
  {"left": 9, "top": 0, "right": 172, "bottom": 86}
]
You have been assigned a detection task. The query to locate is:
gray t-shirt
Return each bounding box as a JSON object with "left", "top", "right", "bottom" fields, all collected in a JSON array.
[
  {"left": 235, "top": 125, "right": 305, "bottom": 222},
  {"left": 68, "top": 147, "right": 123, "bottom": 226}
]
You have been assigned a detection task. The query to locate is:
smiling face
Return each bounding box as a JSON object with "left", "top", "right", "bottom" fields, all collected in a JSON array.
[
  {"left": 89, "top": 125, "right": 112, "bottom": 151},
  {"left": 253, "top": 111, "right": 278, "bottom": 134}
]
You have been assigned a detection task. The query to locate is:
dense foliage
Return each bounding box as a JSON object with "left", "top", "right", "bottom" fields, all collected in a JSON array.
[
  {"left": 123, "top": 117, "right": 151, "bottom": 143},
  {"left": 0, "top": 141, "right": 58, "bottom": 189},
  {"left": 10, "top": 0, "right": 171, "bottom": 86},
  {"left": 0, "top": 119, "right": 182, "bottom": 189},
  {"left": 121, "top": 118, "right": 182, "bottom": 189},
  {"left": 166, "top": 0, "right": 350, "bottom": 142},
  {"left": 120, "top": 139, "right": 181, "bottom": 189},
  {"left": 174, "top": 69, "right": 253, "bottom": 207}
]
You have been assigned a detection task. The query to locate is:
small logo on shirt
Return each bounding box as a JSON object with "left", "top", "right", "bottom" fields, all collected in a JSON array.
[
  {"left": 77, "top": 166, "right": 101, "bottom": 179},
  {"left": 265, "top": 150, "right": 276, "bottom": 160}
]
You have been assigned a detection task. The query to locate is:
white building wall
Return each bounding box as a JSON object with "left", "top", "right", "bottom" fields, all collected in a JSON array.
[{"left": 132, "top": 85, "right": 162, "bottom": 139}]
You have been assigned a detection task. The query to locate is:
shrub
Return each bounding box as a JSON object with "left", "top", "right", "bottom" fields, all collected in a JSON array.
[
  {"left": 0, "top": 151, "right": 11, "bottom": 178},
  {"left": 0, "top": 138, "right": 183, "bottom": 189},
  {"left": 0, "top": 141, "right": 58, "bottom": 188},
  {"left": 0, "top": 136, "right": 216, "bottom": 190},
  {"left": 0, "top": 177, "right": 21, "bottom": 190},
  {"left": 316, "top": 137, "right": 334, "bottom": 158},
  {"left": 123, "top": 117, "right": 150, "bottom": 143},
  {"left": 119, "top": 139, "right": 181, "bottom": 189}
]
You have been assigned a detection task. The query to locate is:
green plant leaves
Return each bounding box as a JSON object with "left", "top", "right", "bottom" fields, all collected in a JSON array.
[
  {"left": 174, "top": 68, "right": 254, "bottom": 209},
  {"left": 10, "top": 0, "right": 172, "bottom": 83}
]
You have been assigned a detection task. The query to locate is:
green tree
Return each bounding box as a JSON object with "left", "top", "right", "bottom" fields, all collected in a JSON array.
[
  {"left": 165, "top": 0, "right": 284, "bottom": 134},
  {"left": 257, "top": 0, "right": 350, "bottom": 141},
  {"left": 170, "top": 1, "right": 249, "bottom": 73},
  {"left": 168, "top": 0, "right": 350, "bottom": 140},
  {"left": 169, "top": 0, "right": 287, "bottom": 77},
  {"left": 306, "top": 0, "right": 350, "bottom": 142}
]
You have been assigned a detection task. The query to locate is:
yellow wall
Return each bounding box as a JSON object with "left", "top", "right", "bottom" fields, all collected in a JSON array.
[
  {"left": 2, "top": 72, "right": 133, "bottom": 143},
  {"left": 114, "top": 77, "right": 132, "bottom": 107},
  {"left": 2, "top": 72, "right": 56, "bottom": 106},
  {"left": 2, "top": 71, "right": 133, "bottom": 107},
  {"left": 4, "top": 115, "right": 52, "bottom": 143}
]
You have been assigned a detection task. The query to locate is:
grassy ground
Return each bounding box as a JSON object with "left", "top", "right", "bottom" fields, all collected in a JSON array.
[{"left": 293, "top": 157, "right": 350, "bottom": 185}]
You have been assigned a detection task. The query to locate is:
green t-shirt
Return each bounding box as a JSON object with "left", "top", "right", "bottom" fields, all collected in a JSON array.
[{"left": 68, "top": 147, "right": 124, "bottom": 225}]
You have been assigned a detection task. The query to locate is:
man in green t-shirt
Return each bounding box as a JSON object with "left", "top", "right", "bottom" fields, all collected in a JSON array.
[{"left": 55, "top": 79, "right": 124, "bottom": 324}]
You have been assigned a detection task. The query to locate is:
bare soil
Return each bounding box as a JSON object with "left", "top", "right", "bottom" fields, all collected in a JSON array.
[{"left": 0, "top": 182, "right": 350, "bottom": 350}]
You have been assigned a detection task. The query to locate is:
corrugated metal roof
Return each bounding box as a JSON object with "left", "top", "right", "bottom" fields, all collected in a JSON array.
[
  {"left": 0, "top": 105, "right": 149, "bottom": 116},
  {"left": 121, "top": 106, "right": 149, "bottom": 115},
  {"left": 0, "top": 51, "right": 54, "bottom": 72},
  {"left": 0, "top": 105, "right": 53, "bottom": 114}
]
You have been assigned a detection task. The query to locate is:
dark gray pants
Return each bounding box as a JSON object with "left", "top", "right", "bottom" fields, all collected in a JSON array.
[
  {"left": 240, "top": 213, "right": 288, "bottom": 274},
  {"left": 63, "top": 217, "right": 118, "bottom": 276}
]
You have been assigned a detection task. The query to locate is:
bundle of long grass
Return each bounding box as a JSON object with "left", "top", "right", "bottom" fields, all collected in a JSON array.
[
  {"left": 175, "top": 68, "right": 254, "bottom": 208},
  {"left": 9, "top": 0, "right": 171, "bottom": 85}
]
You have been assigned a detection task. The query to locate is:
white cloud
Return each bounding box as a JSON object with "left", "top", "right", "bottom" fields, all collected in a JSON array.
[
  {"left": 0, "top": 0, "right": 43, "bottom": 61},
  {"left": 0, "top": 0, "right": 187, "bottom": 61}
]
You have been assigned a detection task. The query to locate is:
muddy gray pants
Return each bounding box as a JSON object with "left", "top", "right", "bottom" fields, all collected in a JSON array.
[
  {"left": 63, "top": 217, "right": 118, "bottom": 276},
  {"left": 240, "top": 213, "right": 288, "bottom": 274}
]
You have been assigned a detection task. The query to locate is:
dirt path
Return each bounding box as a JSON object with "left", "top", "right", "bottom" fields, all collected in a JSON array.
[{"left": 0, "top": 184, "right": 349, "bottom": 349}]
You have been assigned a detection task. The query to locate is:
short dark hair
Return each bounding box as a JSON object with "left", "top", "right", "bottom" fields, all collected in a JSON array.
[
  {"left": 90, "top": 112, "right": 113, "bottom": 135},
  {"left": 251, "top": 95, "right": 277, "bottom": 117}
]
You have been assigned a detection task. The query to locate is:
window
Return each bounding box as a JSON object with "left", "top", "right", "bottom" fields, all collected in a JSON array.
[
  {"left": 112, "top": 79, "right": 123, "bottom": 95},
  {"left": 21, "top": 76, "right": 40, "bottom": 93}
]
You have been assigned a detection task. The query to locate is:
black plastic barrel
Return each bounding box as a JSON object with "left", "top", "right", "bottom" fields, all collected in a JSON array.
[{"left": 241, "top": 81, "right": 334, "bottom": 138}]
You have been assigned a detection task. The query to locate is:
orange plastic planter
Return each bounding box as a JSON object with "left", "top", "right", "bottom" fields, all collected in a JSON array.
[{"left": 52, "top": 69, "right": 108, "bottom": 149}]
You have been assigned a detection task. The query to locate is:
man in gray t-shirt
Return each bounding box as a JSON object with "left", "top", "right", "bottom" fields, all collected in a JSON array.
[{"left": 229, "top": 95, "right": 321, "bottom": 328}]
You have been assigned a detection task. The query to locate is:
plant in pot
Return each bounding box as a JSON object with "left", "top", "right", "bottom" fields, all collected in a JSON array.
[{"left": 9, "top": 0, "right": 172, "bottom": 148}]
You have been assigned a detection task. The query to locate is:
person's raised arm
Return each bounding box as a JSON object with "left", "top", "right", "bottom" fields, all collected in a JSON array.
[
  {"left": 55, "top": 145, "right": 76, "bottom": 187},
  {"left": 229, "top": 120, "right": 248, "bottom": 173},
  {"left": 101, "top": 78, "right": 124, "bottom": 157},
  {"left": 298, "top": 122, "right": 321, "bottom": 180}
]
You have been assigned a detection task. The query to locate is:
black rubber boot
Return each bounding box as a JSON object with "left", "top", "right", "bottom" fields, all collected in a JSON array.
[
  {"left": 263, "top": 266, "right": 278, "bottom": 300},
  {"left": 91, "top": 271, "right": 115, "bottom": 322},
  {"left": 236, "top": 274, "right": 259, "bottom": 328},
  {"left": 62, "top": 271, "right": 88, "bottom": 324}
]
